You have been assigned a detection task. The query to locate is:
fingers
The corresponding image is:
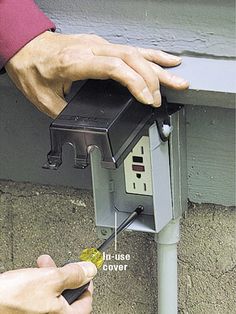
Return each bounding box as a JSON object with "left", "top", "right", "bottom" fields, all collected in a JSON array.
[
  {"left": 36, "top": 259, "right": 95, "bottom": 314},
  {"left": 87, "top": 280, "right": 94, "bottom": 294},
  {"left": 63, "top": 81, "right": 72, "bottom": 96},
  {"left": 69, "top": 282, "right": 93, "bottom": 314},
  {"left": 63, "top": 55, "right": 158, "bottom": 106},
  {"left": 137, "top": 47, "right": 182, "bottom": 67},
  {"left": 57, "top": 288, "right": 93, "bottom": 314},
  {"left": 92, "top": 44, "right": 161, "bottom": 105},
  {"left": 148, "top": 61, "right": 189, "bottom": 90},
  {"left": 70, "top": 289, "right": 93, "bottom": 314},
  {"left": 56, "top": 262, "right": 97, "bottom": 293},
  {"left": 37, "top": 255, "right": 57, "bottom": 268},
  {"left": 58, "top": 41, "right": 189, "bottom": 108}
]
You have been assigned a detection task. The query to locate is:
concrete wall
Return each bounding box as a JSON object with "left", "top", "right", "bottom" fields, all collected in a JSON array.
[{"left": 0, "top": 181, "right": 235, "bottom": 313}]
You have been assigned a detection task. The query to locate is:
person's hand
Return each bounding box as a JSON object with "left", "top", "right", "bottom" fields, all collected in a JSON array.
[
  {"left": 0, "top": 255, "right": 97, "bottom": 314},
  {"left": 5, "top": 31, "right": 189, "bottom": 118}
]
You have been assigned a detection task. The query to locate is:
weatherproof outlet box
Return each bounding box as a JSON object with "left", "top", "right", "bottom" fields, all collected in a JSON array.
[
  {"left": 91, "top": 110, "right": 187, "bottom": 234},
  {"left": 44, "top": 80, "right": 187, "bottom": 234}
]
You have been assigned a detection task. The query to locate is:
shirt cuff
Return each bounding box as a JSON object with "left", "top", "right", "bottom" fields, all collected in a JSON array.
[{"left": 0, "top": 0, "right": 56, "bottom": 71}]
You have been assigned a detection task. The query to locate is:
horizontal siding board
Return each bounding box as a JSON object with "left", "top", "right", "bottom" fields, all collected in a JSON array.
[
  {"left": 36, "top": 0, "right": 235, "bottom": 57},
  {"left": 186, "top": 105, "right": 235, "bottom": 205}
]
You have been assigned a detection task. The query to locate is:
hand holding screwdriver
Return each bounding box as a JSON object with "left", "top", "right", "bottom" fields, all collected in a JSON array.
[
  {"left": 62, "top": 206, "right": 144, "bottom": 304},
  {"left": 0, "top": 256, "right": 96, "bottom": 314}
]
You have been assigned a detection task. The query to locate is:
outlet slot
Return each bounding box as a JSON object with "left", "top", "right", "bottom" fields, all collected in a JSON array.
[
  {"left": 132, "top": 164, "right": 145, "bottom": 172},
  {"left": 124, "top": 136, "right": 153, "bottom": 196},
  {"left": 133, "top": 156, "right": 143, "bottom": 163}
]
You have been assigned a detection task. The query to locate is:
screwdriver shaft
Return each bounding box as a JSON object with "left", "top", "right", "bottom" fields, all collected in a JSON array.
[{"left": 98, "top": 205, "right": 144, "bottom": 252}]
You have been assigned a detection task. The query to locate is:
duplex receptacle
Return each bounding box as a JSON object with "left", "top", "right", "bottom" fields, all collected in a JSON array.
[{"left": 124, "top": 136, "right": 153, "bottom": 196}]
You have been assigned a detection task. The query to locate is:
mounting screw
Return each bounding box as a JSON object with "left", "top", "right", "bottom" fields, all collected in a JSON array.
[
  {"left": 101, "top": 229, "right": 108, "bottom": 236},
  {"left": 96, "top": 227, "right": 113, "bottom": 240}
]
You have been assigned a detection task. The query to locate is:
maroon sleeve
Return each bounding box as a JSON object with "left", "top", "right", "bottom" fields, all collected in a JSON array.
[{"left": 0, "top": 0, "right": 55, "bottom": 70}]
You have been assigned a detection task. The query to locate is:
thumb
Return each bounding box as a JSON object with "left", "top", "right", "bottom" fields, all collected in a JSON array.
[
  {"left": 33, "top": 88, "right": 67, "bottom": 119},
  {"left": 44, "top": 92, "right": 67, "bottom": 119},
  {"left": 56, "top": 262, "right": 97, "bottom": 293},
  {"left": 37, "top": 255, "right": 57, "bottom": 268}
]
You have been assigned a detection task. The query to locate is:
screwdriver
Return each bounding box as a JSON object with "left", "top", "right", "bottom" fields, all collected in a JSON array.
[{"left": 62, "top": 205, "right": 144, "bottom": 304}]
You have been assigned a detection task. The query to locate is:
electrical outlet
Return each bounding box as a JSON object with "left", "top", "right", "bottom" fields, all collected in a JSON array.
[{"left": 124, "top": 136, "right": 153, "bottom": 196}]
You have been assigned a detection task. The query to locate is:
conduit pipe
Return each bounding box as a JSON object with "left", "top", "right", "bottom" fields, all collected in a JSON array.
[{"left": 157, "top": 217, "right": 180, "bottom": 314}]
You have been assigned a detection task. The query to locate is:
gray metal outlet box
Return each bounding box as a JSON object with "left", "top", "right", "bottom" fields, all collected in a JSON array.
[
  {"left": 91, "top": 109, "right": 187, "bottom": 234},
  {"left": 44, "top": 80, "right": 187, "bottom": 234}
]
